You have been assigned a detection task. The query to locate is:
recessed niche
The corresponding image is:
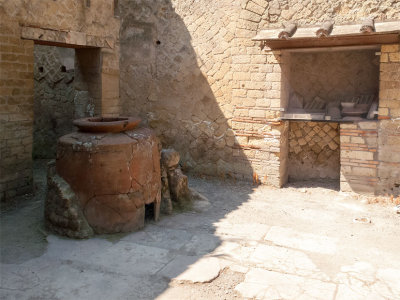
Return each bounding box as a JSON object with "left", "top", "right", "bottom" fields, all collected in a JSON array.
[{"left": 281, "top": 46, "right": 380, "bottom": 122}]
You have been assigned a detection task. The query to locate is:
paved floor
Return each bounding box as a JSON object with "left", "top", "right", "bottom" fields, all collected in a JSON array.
[{"left": 1, "top": 162, "right": 400, "bottom": 299}]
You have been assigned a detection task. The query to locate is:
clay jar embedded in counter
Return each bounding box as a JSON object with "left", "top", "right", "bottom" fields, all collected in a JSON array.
[{"left": 55, "top": 127, "right": 161, "bottom": 234}]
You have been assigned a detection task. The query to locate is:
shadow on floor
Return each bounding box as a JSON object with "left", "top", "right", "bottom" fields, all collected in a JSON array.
[{"left": 285, "top": 179, "right": 340, "bottom": 191}]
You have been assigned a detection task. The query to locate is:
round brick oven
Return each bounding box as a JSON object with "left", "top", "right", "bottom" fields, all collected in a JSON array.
[{"left": 51, "top": 117, "right": 161, "bottom": 235}]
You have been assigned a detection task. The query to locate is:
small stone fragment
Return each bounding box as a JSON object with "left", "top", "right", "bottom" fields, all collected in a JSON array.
[
  {"left": 353, "top": 217, "right": 371, "bottom": 224},
  {"left": 168, "top": 168, "right": 191, "bottom": 209},
  {"left": 160, "top": 164, "right": 173, "bottom": 215},
  {"left": 45, "top": 161, "right": 94, "bottom": 239},
  {"left": 161, "top": 149, "right": 180, "bottom": 169}
]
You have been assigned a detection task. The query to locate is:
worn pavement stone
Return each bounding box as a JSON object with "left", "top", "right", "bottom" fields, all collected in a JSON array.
[
  {"left": 265, "top": 226, "right": 338, "bottom": 254},
  {"left": 235, "top": 268, "right": 336, "bottom": 300},
  {"left": 160, "top": 256, "right": 222, "bottom": 283},
  {"left": 250, "top": 244, "right": 330, "bottom": 280}
]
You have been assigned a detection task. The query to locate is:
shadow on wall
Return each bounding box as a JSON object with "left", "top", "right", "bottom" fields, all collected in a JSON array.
[
  {"left": 2, "top": 2, "right": 256, "bottom": 298},
  {"left": 119, "top": 0, "right": 253, "bottom": 181},
  {"left": 117, "top": 1, "right": 254, "bottom": 297}
]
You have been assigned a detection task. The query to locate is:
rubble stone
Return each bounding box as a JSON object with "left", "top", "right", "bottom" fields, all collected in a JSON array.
[
  {"left": 161, "top": 149, "right": 181, "bottom": 170},
  {"left": 168, "top": 168, "right": 192, "bottom": 209},
  {"left": 45, "top": 161, "right": 94, "bottom": 239},
  {"left": 160, "top": 164, "right": 173, "bottom": 215}
]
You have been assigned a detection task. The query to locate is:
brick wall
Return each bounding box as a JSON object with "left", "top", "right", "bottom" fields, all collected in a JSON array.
[
  {"left": 2, "top": 0, "right": 399, "bottom": 201},
  {"left": 289, "top": 122, "right": 340, "bottom": 181},
  {"left": 0, "top": 1, "right": 120, "bottom": 204},
  {"left": 377, "top": 44, "right": 400, "bottom": 196},
  {"left": 118, "top": 0, "right": 399, "bottom": 189},
  {"left": 339, "top": 44, "right": 400, "bottom": 196},
  {"left": 231, "top": 48, "right": 287, "bottom": 186},
  {"left": 0, "top": 18, "right": 34, "bottom": 202},
  {"left": 33, "top": 45, "right": 95, "bottom": 158},
  {"left": 340, "top": 122, "right": 379, "bottom": 194},
  {"left": 288, "top": 50, "right": 379, "bottom": 106}
]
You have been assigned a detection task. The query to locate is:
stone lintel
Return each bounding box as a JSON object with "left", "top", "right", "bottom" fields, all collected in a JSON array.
[{"left": 20, "top": 26, "right": 113, "bottom": 49}]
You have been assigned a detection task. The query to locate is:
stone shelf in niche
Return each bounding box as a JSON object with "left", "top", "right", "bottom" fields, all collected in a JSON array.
[
  {"left": 281, "top": 118, "right": 353, "bottom": 123},
  {"left": 279, "top": 118, "right": 380, "bottom": 123}
]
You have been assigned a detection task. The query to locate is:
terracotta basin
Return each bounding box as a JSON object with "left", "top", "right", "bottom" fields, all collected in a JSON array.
[{"left": 73, "top": 117, "right": 141, "bottom": 133}]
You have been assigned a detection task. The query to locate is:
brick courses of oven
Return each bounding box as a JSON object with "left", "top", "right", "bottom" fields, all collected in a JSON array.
[{"left": 1, "top": 0, "right": 400, "bottom": 203}]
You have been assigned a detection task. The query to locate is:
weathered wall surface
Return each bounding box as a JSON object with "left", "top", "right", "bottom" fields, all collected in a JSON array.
[
  {"left": 33, "top": 45, "right": 93, "bottom": 159},
  {"left": 119, "top": 0, "right": 253, "bottom": 181},
  {"left": 0, "top": 20, "right": 34, "bottom": 201},
  {"left": 340, "top": 121, "right": 379, "bottom": 194},
  {"left": 289, "top": 122, "right": 340, "bottom": 181},
  {"left": 0, "top": 1, "right": 120, "bottom": 202},
  {"left": 339, "top": 45, "right": 400, "bottom": 196},
  {"left": 1, "top": 0, "right": 399, "bottom": 201},
  {"left": 119, "top": 0, "right": 399, "bottom": 189},
  {"left": 376, "top": 45, "right": 400, "bottom": 196},
  {"left": 288, "top": 50, "right": 379, "bottom": 106},
  {"left": 254, "top": 0, "right": 400, "bottom": 28}
]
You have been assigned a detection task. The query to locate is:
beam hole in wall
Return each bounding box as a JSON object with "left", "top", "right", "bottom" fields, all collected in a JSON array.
[{"left": 114, "top": 0, "right": 120, "bottom": 17}]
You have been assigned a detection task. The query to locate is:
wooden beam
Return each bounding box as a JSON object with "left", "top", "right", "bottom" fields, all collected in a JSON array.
[
  {"left": 258, "top": 33, "right": 399, "bottom": 50},
  {"left": 253, "top": 20, "right": 400, "bottom": 49},
  {"left": 253, "top": 21, "right": 400, "bottom": 41},
  {"left": 284, "top": 44, "right": 380, "bottom": 53}
]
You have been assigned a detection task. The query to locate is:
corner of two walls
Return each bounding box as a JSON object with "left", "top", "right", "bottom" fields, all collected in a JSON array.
[
  {"left": 0, "top": 0, "right": 120, "bottom": 203},
  {"left": 118, "top": 1, "right": 400, "bottom": 193}
]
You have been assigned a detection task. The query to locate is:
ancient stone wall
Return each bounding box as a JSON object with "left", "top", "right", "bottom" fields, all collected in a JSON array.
[
  {"left": 340, "top": 122, "right": 379, "bottom": 194},
  {"left": 1, "top": 0, "right": 399, "bottom": 201},
  {"left": 119, "top": 0, "right": 253, "bottom": 181},
  {"left": 377, "top": 44, "right": 400, "bottom": 196},
  {"left": 288, "top": 122, "right": 340, "bottom": 181},
  {"left": 119, "top": 0, "right": 399, "bottom": 189},
  {"left": 288, "top": 50, "right": 379, "bottom": 107},
  {"left": 33, "top": 45, "right": 93, "bottom": 159},
  {"left": 0, "top": 20, "right": 34, "bottom": 201},
  {"left": 0, "top": 0, "right": 120, "bottom": 202},
  {"left": 339, "top": 45, "right": 400, "bottom": 196}
]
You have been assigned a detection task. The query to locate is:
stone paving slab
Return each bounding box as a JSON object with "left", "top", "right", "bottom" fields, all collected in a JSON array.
[
  {"left": 334, "top": 262, "right": 400, "bottom": 300},
  {"left": 182, "top": 233, "right": 221, "bottom": 255},
  {"left": 1, "top": 262, "right": 167, "bottom": 300},
  {"left": 120, "top": 224, "right": 193, "bottom": 251},
  {"left": 235, "top": 268, "right": 337, "bottom": 300},
  {"left": 265, "top": 226, "right": 338, "bottom": 255},
  {"left": 2, "top": 176, "right": 400, "bottom": 299},
  {"left": 214, "top": 222, "right": 270, "bottom": 241},
  {"left": 250, "top": 243, "right": 330, "bottom": 280},
  {"left": 159, "top": 255, "right": 222, "bottom": 283}
]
